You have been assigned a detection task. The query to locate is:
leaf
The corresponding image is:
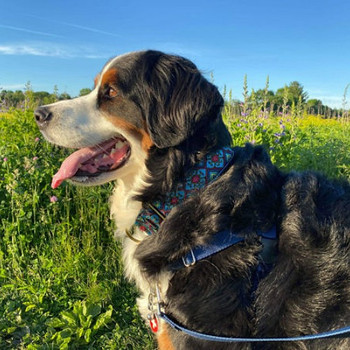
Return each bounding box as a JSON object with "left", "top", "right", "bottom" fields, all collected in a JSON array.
[
  {"left": 80, "top": 314, "right": 92, "bottom": 329},
  {"left": 47, "top": 317, "right": 66, "bottom": 328},
  {"left": 60, "top": 311, "right": 78, "bottom": 326},
  {"left": 60, "top": 329, "right": 72, "bottom": 339},
  {"left": 77, "top": 327, "right": 84, "bottom": 339},
  {"left": 25, "top": 304, "right": 36, "bottom": 312},
  {"left": 84, "top": 328, "right": 92, "bottom": 343},
  {"left": 93, "top": 306, "right": 113, "bottom": 331},
  {"left": 84, "top": 303, "right": 101, "bottom": 318},
  {"left": 6, "top": 327, "right": 17, "bottom": 334},
  {"left": 59, "top": 343, "right": 69, "bottom": 350}
]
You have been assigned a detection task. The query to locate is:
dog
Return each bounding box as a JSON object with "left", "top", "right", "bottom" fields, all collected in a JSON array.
[{"left": 35, "top": 50, "right": 350, "bottom": 350}]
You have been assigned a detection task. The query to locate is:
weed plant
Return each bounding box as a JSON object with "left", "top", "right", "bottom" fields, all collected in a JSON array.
[{"left": 0, "top": 102, "right": 350, "bottom": 348}]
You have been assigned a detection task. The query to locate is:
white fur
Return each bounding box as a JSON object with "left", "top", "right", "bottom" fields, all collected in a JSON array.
[{"left": 40, "top": 90, "right": 115, "bottom": 149}]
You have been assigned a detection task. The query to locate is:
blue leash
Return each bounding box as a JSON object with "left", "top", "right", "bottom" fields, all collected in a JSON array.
[
  {"left": 156, "top": 227, "right": 350, "bottom": 342},
  {"left": 168, "top": 226, "right": 277, "bottom": 271},
  {"left": 159, "top": 312, "right": 350, "bottom": 343}
]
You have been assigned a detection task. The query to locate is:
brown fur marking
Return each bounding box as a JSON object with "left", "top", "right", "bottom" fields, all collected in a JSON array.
[
  {"left": 101, "top": 68, "right": 118, "bottom": 87},
  {"left": 157, "top": 325, "right": 175, "bottom": 350},
  {"left": 108, "top": 116, "right": 154, "bottom": 151}
]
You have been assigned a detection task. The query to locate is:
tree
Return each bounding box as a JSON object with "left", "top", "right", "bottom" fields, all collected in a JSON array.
[
  {"left": 79, "top": 88, "right": 92, "bottom": 96},
  {"left": 253, "top": 89, "right": 275, "bottom": 109},
  {"left": 306, "top": 99, "right": 323, "bottom": 115},
  {"left": 34, "top": 91, "right": 53, "bottom": 105},
  {"left": 276, "top": 81, "right": 308, "bottom": 108},
  {"left": 59, "top": 92, "right": 71, "bottom": 100}
]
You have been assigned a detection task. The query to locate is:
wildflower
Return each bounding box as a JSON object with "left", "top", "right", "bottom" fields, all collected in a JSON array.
[
  {"left": 33, "top": 156, "right": 38, "bottom": 161},
  {"left": 50, "top": 195, "right": 59, "bottom": 203},
  {"left": 35, "top": 137, "right": 40, "bottom": 142},
  {"left": 237, "top": 123, "right": 242, "bottom": 127},
  {"left": 274, "top": 133, "right": 281, "bottom": 138},
  {"left": 258, "top": 123, "right": 263, "bottom": 127},
  {"left": 3, "top": 157, "right": 8, "bottom": 162}
]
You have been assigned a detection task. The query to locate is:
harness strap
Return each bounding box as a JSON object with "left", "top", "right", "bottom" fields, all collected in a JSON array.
[
  {"left": 159, "top": 312, "right": 350, "bottom": 342},
  {"left": 168, "top": 226, "right": 277, "bottom": 271}
]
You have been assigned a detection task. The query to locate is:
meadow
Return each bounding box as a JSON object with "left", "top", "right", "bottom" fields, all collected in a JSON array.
[{"left": 0, "top": 105, "right": 350, "bottom": 349}]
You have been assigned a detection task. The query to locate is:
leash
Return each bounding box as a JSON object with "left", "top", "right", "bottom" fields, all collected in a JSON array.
[
  {"left": 159, "top": 311, "right": 350, "bottom": 343},
  {"left": 168, "top": 226, "right": 277, "bottom": 271},
  {"left": 131, "top": 146, "right": 350, "bottom": 343},
  {"left": 149, "top": 229, "right": 350, "bottom": 343}
]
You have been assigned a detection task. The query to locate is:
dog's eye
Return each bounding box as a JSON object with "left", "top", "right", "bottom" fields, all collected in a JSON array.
[{"left": 107, "top": 87, "right": 118, "bottom": 98}]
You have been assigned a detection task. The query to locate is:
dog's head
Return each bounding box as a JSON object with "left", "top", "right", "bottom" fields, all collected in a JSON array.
[{"left": 35, "top": 50, "right": 230, "bottom": 189}]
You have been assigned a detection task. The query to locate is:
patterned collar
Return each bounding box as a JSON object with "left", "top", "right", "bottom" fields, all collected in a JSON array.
[{"left": 134, "top": 147, "right": 235, "bottom": 236}]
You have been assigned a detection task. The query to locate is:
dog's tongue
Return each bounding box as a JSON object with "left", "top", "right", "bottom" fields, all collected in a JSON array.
[{"left": 51, "top": 139, "right": 117, "bottom": 189}]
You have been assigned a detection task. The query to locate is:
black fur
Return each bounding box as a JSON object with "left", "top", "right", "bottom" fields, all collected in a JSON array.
[
  {"left": 38, "top": 50, "right": 350, "bottom": 349},
  {"left": 109, "top": 50, "right": 231, "bottom": 200},
  {"left": 130, "top": 52, "right": 350, "bottom": 349}
]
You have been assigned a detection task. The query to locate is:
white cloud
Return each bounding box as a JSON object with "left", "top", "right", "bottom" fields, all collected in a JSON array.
[
  {"left": 0, "top": 83, "right": 25, "bottom": 90},
  {"left": 0, "top": 24, "right": 62, "bottom": 38},
  {"left": 0, "top": 42, "right": 110, "bottom": 59},
  {"left": 0, "top": 44, "right": 65, "bottom": 57}
]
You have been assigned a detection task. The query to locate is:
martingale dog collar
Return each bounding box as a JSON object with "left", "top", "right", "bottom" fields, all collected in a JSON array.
[{"left": 134, "top": 146, "right": 235, "bottom": 235}]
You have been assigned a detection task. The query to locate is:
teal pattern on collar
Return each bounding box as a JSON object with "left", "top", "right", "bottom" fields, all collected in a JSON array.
[{"left": 135, "top": 147, "right": 235, "bottom": 235}]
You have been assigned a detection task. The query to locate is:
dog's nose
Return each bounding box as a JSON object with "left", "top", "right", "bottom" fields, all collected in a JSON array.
[{"left": 34, "top": 106, "right": 52, "bottom": 128}]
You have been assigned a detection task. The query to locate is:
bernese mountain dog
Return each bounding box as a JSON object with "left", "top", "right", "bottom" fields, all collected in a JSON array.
[{"left": 35, "top": 50, "right": 350, "bottom": 350}]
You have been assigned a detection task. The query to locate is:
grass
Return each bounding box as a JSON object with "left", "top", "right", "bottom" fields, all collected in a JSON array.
[{"left": 0, "top": 107, "right": 350, "bottom": 349}]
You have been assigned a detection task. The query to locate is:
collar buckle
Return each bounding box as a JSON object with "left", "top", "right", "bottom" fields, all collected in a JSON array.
[{"left": 182, "top": 248, "right": 196, "bottom": 267}]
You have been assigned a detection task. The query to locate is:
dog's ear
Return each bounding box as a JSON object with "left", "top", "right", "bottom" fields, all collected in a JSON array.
[{"left": 142, "top": 51, "right": 224, "bottom": 149}]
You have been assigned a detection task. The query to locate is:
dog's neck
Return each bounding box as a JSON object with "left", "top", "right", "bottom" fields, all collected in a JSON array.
[{"left": 134, "top": 146, "right": 235, "bottom": 236}]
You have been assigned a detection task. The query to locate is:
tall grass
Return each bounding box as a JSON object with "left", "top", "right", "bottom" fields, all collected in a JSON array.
[{"left": 0, "top": 100, "right": 350, "bottom": 348}]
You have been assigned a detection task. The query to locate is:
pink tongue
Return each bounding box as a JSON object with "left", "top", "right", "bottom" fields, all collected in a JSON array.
[{"left": 51, "top": 140, "right": 120, "bottom": 189}]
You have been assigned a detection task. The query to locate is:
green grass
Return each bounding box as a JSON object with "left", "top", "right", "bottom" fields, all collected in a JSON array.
[
  {"left": 0, "top": 108, "right": 349, "bottom": 349},
  {"left": 0, "top": 110, "right": 154, "bottom": 349}
]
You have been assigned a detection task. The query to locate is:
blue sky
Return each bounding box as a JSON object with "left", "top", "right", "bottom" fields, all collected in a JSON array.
[{"left": 0, "top": 0, "right": 349, "bottom": 108}]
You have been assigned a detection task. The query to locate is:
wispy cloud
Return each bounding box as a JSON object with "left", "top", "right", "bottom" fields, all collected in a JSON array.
[
  {"left": 0, "top": 83, "right": 25, "bottom": 90},
  {"left": 26, "top": 15, "right": 121, "bottom": 38},
  {"left": 0, "top": 24, "right": 62, "bottom": 38},
  {"left": 0, "top": 42, "right": 110, "bottom": 59},
  {"left": 57, "top": 22, "right": 122, "bottom": 38}
]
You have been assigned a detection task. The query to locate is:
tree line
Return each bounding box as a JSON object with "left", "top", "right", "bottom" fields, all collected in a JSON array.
[
  {"left": 223, "top": 78, "right": 348, "bottom": 118},
  {"left": 0, "top": 80, "right": 348, "bottom": 118},
  {"left": 0, "top": 83, "right": 93, "bottom": 111}
]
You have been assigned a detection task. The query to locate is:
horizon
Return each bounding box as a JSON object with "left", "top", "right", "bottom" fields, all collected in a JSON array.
[{"left": 0, "top": 0, "right": 349, "bottom": 109}]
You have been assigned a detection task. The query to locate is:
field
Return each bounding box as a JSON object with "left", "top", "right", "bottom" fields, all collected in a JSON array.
[{"left": 1, "top": 108, "right": 350, "bottom": 349}]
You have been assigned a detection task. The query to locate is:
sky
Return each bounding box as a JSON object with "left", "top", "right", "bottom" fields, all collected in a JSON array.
[{"left": 0, "top": 0, "right": 349, "bottom": 108}]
